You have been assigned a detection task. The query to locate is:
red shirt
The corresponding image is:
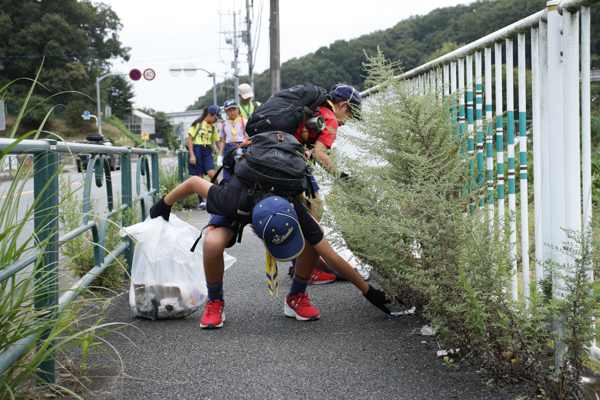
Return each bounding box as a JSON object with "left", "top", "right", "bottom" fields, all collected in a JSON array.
[{"left": 295, "top": 105, "right": 338, "bottom": 149}]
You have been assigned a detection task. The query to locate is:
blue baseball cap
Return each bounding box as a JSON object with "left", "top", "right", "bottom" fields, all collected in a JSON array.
[
  {"left": 207, "top": 105, "right": 223, "bottom": 119},
  {"left": 329, "top": 84, "right": 363, "bottom": 120},
  {"left": 223, "top": 99, "right": 238, "bottom": 110},
  {"left": 252, "top": 196, "right": 305, "bottom": 261}
]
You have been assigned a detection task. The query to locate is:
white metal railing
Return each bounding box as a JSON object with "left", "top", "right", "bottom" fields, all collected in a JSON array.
[{"left": 359, "top": 0, "right": 599, "bottom": 369}]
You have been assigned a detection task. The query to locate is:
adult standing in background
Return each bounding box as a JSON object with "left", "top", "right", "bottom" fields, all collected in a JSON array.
[
  {"left": 237, "top": 83, "right": 261, "bottom": 120},
  {"left": 187, "top": 105, "right": 222, "bottom": 210}
]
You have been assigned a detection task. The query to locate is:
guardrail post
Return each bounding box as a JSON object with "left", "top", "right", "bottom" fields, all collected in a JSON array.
[
  {"left": 33, "top": 139, "right": 60, "bottom": 384},
  {"left": 151, "top": 151, "right": 159, "bottom": 202},
  {"left": 121, "top": 147, "right": 134, "bottom": 277},
  {"left": 547, "top": 0, "right": 568, "bottom": 373},
  {"left": 177, "top": 150, "right": 186, "bottom": 208}
]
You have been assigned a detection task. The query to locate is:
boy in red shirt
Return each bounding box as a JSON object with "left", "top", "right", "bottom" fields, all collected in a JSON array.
[{"left": 291, "top": 83, "right": 362, "bottom": 283}]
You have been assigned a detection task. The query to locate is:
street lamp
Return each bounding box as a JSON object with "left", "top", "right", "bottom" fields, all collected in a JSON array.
[
  {"left": 170, "top": 63, "right": 217, "bottom": 106},
  {"left": 96, "top": 73, "right": 127, "bottom": 136}
]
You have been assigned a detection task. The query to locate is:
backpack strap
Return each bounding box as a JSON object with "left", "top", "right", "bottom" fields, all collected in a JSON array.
[
  {"left": 241, "top": 117, "right": 248, "bottom": 141},
  {"left": 235, "top": 185, "right": 255, "bottom": 243}
]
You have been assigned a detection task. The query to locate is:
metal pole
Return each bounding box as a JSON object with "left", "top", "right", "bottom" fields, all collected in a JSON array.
[
  {"left": 475, "top": 52, "right": 484, "bottom": 210},
  {"left": 246, "top": 0, "right": 254, "bottom": 90},
  {"left": 213, "top": 74, "right": 218, "bottom": 106},
  {"left": 466, "top": 55, "right": 475, "bottom": 201},
  {"left": 506, "top": 37, "right": 518, "bottom": 302},
  {"left": 518, "top": 33, "right": 530, "bottom": 305},
  {"left": 540, "top": 17, "right": 552, "bottom": 281},
  {"left": 531, "top": 26, "right": 544, "bottom": 290},
  {"left": 121, "top": 148, "right": 134, "bottom": 277},
  {"left": 269, "top": 0, "right": 280, "bottom": 95},
  {"left": 233, "top": 11, "right": 240, "bottom": 100},
  {"left": 34, "top": 139, "right": 59, "bottom": 384},
  {"left": 581, "top": 6, "right": 592, "bottom": 240},
  {"left": 495, "top": 42, "right": 505, "bottom": 224},
  {"left": 563, "top": 9, "right": 582, "bottom": 279},
  {"left": 96, "top": 77, "right": 102, "bottom": 136},
  {"left": 547, "top": 0, "right": 567, "bottom": 372},
  {"left": 485, "top": 46, "right": 494, "bottom": 224}
]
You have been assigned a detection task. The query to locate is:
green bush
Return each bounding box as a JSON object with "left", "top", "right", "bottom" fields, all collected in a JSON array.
[
  {"left": 323, "top": 50, "right": 587, "bottom": 396},
  {"left": 64, "top": 99, "right": 93, "bottom": 128}
]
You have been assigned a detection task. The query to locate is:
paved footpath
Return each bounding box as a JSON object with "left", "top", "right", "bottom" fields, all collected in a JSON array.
[{"left": 64, "top": 208, "right": 527, "bottom": 400}]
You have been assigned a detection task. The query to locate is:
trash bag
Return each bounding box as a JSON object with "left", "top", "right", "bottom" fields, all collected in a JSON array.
[{"left": 121, "top": 215, "right": 237, "bottom": 320}]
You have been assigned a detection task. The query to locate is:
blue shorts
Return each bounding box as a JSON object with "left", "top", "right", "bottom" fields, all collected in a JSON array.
[
  {"left": 208, "top": 214, "right": 239, "bottom": 248},
  {"left": 188, "top": 145, "right": 215, "bottom": 176}
]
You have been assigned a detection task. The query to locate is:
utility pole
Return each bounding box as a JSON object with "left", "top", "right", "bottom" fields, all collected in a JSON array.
[
  {"left": 269, "top": 0, "right": 280, "bottom": 95},
  {"left": 246, "top": 0, "right": 254, "bottom": 90},
  {"left": 233, "top": 11, "right": 240, "bottom": 100}
]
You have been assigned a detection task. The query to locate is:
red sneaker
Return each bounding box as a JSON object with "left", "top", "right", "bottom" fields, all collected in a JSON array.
[
  {"left": 288, "top": 266, "right": 336, "bottom": 285},
  {"left": 200, "top": 300, "right": 225, "bottom": 329},
  {"left": 284, "top": 292, "right": 320, "bottom": 321},
  {"left": 309, "top": 267, "right": 336, "bottom": 285}
]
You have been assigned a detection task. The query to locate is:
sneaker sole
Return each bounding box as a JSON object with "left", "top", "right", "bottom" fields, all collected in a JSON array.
[
  {"left": 308, "top": 278, "right": 335, "bottom": 285},
  {"left": 200, "top": 312, "right": 225, "bottom": 329},
  {"left": 284, "top": 303, "right": 319, "bottom": 321}
]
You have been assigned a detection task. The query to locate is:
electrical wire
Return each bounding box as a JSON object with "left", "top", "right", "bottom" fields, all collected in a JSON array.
[{"left": 251, "top": 0, "right": 264, "bottom": 70}]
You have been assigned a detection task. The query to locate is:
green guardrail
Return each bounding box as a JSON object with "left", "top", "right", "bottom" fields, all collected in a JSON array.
[{"left": 0, "top": 138, "right": 160, "bottom": 385}]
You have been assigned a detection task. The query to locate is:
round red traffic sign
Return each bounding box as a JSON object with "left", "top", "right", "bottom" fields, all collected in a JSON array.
[
  {"left": 129, "top": 69, "right": 142, "bottom": 81},
  {"left": 143, "top": 68, "right": 156, "bottom": 81}
]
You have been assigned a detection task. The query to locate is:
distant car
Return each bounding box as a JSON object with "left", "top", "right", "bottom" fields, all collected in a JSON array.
[{"left": 76, "top": 134, "right": 121, "bottom": 172}]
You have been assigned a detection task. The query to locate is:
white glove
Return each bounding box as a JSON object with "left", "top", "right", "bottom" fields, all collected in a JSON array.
[{"left": 217, "top": 155, "right": 224, "bottom": 167}]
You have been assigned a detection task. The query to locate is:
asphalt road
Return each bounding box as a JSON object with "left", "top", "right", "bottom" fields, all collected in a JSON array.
[{"left": 58, "top": 209, "right": 528, "bottom": 400}]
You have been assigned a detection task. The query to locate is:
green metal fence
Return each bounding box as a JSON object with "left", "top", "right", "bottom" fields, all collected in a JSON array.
[{"left": 0, "top": 138, "right": 160, "bottom": 384}]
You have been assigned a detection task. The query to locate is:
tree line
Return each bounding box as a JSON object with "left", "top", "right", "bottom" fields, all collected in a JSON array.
[
  {"left": 0, "top": 0, "right": 134, "bottom": 128},
  {"left": 189, "top": 0, "right": 600, "bottom": 109}
]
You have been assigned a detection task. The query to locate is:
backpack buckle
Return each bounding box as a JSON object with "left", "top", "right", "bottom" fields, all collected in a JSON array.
[{"left": 277, "top": 133, "right": 284, "bottom": 141}]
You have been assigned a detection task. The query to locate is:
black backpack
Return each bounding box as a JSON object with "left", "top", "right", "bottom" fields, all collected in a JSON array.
[
  {"left": 206, "top": 131, "right": 314, "bottom": 245},
  {"left": 245, "top": 83, "right": 329, "bottom": 136}
]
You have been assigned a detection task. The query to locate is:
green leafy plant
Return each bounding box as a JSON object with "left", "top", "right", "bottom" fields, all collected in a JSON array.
[
  {"left": 58, "top": 175, "right": 127, "bottom": 288},
  {"left": 159, "top": 162, "right": 197, "bottom": 210},
  {"left": 324, "top": 50, "right": 560, "bottom": 395},
  {"left": 0, "top": 71, "right": 126, "bottom": 398}
]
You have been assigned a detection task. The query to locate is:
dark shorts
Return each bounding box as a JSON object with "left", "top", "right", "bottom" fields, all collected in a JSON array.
[
  {"left": 206, "top": 175, "right": 324, "bottom": 249},
  {"left": 208, "top": 214, "right": 239, "bottom": 248},
  {"left": 221, "top": 142, "right": 243, "bottom": 179},
  {"left": 307, "top": 167, "right": 320, "bottom": 193},
  {"left": 188, "top": 145, "right": 215, "bottom": 176}
]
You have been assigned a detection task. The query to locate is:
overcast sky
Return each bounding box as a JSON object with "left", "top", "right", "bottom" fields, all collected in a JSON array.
[{"left": 102, "top": 0, "right": 469, "bottom": 113}]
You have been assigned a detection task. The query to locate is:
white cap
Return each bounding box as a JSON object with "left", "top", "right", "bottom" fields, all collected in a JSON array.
[{"left": 238, "top": 83, "right": 254, "bottom": 99}]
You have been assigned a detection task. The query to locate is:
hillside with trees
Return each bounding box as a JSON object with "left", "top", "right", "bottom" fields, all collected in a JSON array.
[
  {"left": 0, "top": 0, "right": 133, "bottom": 128},
  {"left": 189, "top": 0, "right": 600, "bottom": 108}
]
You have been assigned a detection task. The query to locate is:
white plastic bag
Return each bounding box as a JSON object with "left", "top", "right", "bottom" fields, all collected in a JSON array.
[{"left": 121, "top": 215, "right": 237, "bottom": 319}]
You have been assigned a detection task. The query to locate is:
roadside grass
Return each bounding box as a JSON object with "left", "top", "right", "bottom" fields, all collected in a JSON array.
[{"left": 1, "top": 68, "right": 129, "bottom": 398}]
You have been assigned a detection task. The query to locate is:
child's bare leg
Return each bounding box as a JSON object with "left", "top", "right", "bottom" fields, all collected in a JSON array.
[
  {"left": 294, "top": 242, "right": 319, "bottom": 279},
  {"left": 164, "top": 176, "right": 212, "bottom": 205},
  {"left": 298, "top": 191, "right": 321, "bottom": 222},
  {"left": 203, "top": 227, "right": 234, "bottom": 282}
]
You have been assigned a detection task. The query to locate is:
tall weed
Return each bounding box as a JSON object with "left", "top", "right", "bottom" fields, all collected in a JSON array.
[
  {"left": 324, "top": 50, "right": 562, "bottom": 395},
  {"left": 0, "top": 70, "right": 125, "bottom": 397}
]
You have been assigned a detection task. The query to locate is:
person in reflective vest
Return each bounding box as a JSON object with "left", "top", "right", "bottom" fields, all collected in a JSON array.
[{"left": 238, "top": 83, "right": 261, "bottom": 120}]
